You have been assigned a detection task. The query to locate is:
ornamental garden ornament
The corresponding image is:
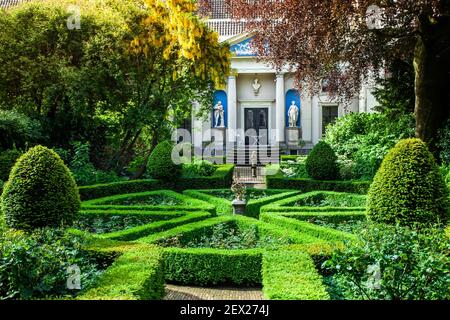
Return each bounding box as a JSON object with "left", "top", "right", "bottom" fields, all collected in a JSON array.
[{"left": 231, "top": 178, "right": 247, "bottom": 215}]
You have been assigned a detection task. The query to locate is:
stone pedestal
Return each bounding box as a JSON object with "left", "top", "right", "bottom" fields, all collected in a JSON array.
[
  {"left": 232, "top": 199, "right": 247, "bottom": 215},
  {"left": 212, "top": 127, "right": 226, "bottom": 143},
  {"left": 285, "top": 127, "right": 302, "bottom": 146}
]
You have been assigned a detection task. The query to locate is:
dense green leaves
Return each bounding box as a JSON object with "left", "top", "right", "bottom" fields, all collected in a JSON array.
[
  {"left": 1, "top": 145, "right": 80, "bottom": 230},
  {"left": 305, "top": 141, "right": 339, "bottom": 180},
  {"left": 163, "top": 247, "right": 262, "bottom": 286},
  {"left": 367, "top": 138, "right": 449, "bottom": 226},
  {"left": 324, "top": 224, "right": 450, "bottom": 300},
  {"left": 0, "top": 228, "right": 108, "bottom": 300},
  {"left": 147, "top": 141, "right": 181, "bottom": 181},
  {"left": 0, "top": 149, "right": 21, "bottom": 181},
  {"left": 324, "top": 113, "right": 415, "bottom": 180}
]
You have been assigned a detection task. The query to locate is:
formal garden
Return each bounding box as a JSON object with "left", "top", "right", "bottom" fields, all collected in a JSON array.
[{"left": 0, "top": 0, "right": 449, "bottom": 302}]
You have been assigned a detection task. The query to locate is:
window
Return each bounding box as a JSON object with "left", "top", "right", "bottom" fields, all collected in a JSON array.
[{"left": 322, "top": 105, "right": 338, "bottom": 135}]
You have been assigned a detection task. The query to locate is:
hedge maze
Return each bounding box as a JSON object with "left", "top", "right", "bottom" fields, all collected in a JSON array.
[{"left": 70, "top": 176, "right": 372, "bottom": 301}]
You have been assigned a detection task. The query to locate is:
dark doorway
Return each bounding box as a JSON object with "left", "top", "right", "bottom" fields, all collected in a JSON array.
[
  {"left": 244, "top": 108, "right": 269, "bottom": 146},
  {"left": 322, "top": 105, "right": 338, "bottom": 135}
]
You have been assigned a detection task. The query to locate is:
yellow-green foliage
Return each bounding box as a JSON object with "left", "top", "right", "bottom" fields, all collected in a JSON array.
[
  {"left": 367, "top": 138, "right": 449, "bottom": 226},
  {"left": 1, "top": 146, "right": 80, "bottom": 230}
]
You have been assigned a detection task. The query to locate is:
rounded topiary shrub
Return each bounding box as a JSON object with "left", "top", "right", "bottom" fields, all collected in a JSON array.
[
  {"left": 305, "top": 141, "right": 339, "bottom": 180},
  {"left": 147, "top": 140, "right": 181, "bottom": 181},
  {"left": 1, "top": 146, "right": 80, "bottom": 230},
  {"left": 367, "top": 138, "right": 449, "bottom": 227},
  {"left": 0, "top": 149, "right": 22, "bottom": 181}
]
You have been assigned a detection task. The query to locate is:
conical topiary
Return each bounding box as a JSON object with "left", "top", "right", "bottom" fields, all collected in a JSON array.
[
  {"left": 147, "top": 140, "right": 181, "bottom": 181},
  {"left": 367, "top": 138, "right": 449, "bottom": 226},
  {"left": 1, "top": 145, "right": 80, "bottom": 230},
  {"left": 305, "top": 141, "right": 339, "bottom": 180}
]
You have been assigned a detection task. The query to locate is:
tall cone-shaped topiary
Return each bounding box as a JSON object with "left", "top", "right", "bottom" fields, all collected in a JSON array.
[
  {"left": 1, "top": 145, "right": 80, "bottom": 230},
  {"left": 305, "top": 141, "right": 339, "bottom": 180},
  {"left": 147, "top": 140, "right": 181, "bottom": 181},
  {"left": 367, "top": 138, "right": 449, "bottom": 226}
]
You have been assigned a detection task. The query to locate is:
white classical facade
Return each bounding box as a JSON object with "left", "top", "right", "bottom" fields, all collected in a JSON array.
[{"left": 183, "top": 4, "right": 378, "bottom": 164}]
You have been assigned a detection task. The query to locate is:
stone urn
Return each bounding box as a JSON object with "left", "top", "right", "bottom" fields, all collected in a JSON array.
[
  {"left": 231, "top": 178, "right": 247, "bottom": 215},
  {"left": 232, "top": 199, "right": 247, "bottom": 215}
]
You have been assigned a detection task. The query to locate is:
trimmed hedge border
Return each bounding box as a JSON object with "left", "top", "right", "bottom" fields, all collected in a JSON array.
[
  {"left": 175, "top": 164, "right": 235, "bottom": 191},
  {"left": 183, "top": 189, "right": 300, "bottom": 218},
  {"left": 78, "top": 243, "right": 165, "bottom": 300},
  {"left": 266, "top": 168, "right": 371, "bottom": 194},
  {"left": 260, "top": 191, "right": 366, "bottom": 214},
  {"left": 81, "top": 190, "right": 216, "bottom": 215},
  {"left": 139, "top": 215, "right": 326, "bottom": 246},
  {"left": 77, "top": 165, "right": 235, "bottom": 201},
  {"left": 164, "top": 248, "right": 262, "bottom": 286},
  {"left": 281, "top": 155, "right": 305, "bottom": 162},
  {"left": 262, "top": 249, "right": 330, "bottom": 300},
  {"left": 78, "top": 210, "right": 212, "bottom": 241},
  {"left": 260, "top": 212, "right": 357, "bottom": 243},
  {"left": 183, "top": 190, "right": 233, "bottom": 215},
  {"left": 79, "top": 179, "right": 161, "bottom": 201},
  {"left": 275, "top": 211, "right": 367, "bottom": 224}
]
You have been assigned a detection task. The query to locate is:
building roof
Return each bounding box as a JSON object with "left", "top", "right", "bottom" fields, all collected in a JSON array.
[
  {"left": 0, "top": 0, "right": 31, "bottom": 9},
  {"left": 202, "top": 0, "right": 246, "bottom": 39}
]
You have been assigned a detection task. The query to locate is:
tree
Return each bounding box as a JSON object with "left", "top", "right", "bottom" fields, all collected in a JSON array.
[
  {"left": 119, "top": 0, "right": 231, "bottom": 177},
  {"left": 211, "top": 0, "right": 450, "bottom": 153},
  {"left": 0, "top": 0, "right": 230, "bottom": 175}
]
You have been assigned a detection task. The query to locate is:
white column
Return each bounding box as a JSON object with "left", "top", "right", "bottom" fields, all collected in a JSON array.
[
  {"left": 227, "top": 75, "right": 237, "bottom": 143},
  {"left": 276, "top": 73, "right": 286, "bottom": 143}
]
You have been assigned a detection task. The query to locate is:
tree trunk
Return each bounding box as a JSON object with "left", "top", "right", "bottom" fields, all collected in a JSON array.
[
  {"left": 414, "top": 15, "right": 450, "bottom": 157},
  {"left": 131, "top": 132, "right": 159, "bottom": 180}
]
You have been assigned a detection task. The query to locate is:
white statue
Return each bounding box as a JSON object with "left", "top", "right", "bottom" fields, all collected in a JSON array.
[
  {"left": 252, "top": 78, "right": 261, "bottom": 96},
  {"left": 213, "top": 101, "right": 225, "bottom": 128},
  {"left": 288, "top": 101, "right": 299, "bottom": 127}
]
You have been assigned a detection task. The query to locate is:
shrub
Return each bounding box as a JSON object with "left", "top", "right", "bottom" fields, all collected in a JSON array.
[
  {"left": 324, "top": 113, "right": 415, "bottom": 180},
  {"left": 280, "top": 156, "right": 308, "bottom": 178},
  {"left": 182, "top": 158, "right": 216, "bottom": 177},
  {"left": 0, "top": 110, "right": 43, "bottom": 151},
  {"left": 305, "top": 142, "right": 339, "bottom": 180},
  {"left": 163, "top": 248, "right": 262, "bottom": 286},
  {"left": 1, "top": 145, "right": 81, "bottom": 230},
  {"left": 78, "top": 244, "right": 165, "bottom": 300},
  {"left": 263, "top": 249, "right": 330, "bottom": 300},
  {"left": 367, "top": 138, "right": 449, "bottom": 226},
  {"left": 323, "top": 223, "right": 450, "bottom": 300},
  {"left": 67, "top": 142, "right": 122, "bottom": 187},
  {"left": 0, "top": 228, "right": 108, "bottom": 300},
  {"left": 0, "top": 149, "right": 22, "bottom": 181},
  {"left": 266, "top": 170, "right": 371, "bottom": 194},
  {"left": 147, "top": 141, "right": 181, "bottom": 181}
]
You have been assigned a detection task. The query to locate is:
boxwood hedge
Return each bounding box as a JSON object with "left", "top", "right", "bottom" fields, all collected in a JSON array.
[
  {"left": 78, "top": 244, "right": 164, "bottom": 300},
  {"left": 260, "top": 191, "right": 366, "bottom": 214},
  {"left": 266, "top": 169, "right": 371, "bottom": 194},
  {"left": 262, "top": 249, "right": 330, "bottom": 300},
  {"left": 77, "top": 210, "right": 212, "bottom": 241},
  {"left": 77, "top": 164, "right": 235, "bottom": 201},
  {"left": 81, "top": 190, "right": 216, "bottom": 215},
  {"left": 183, "top": 189, "right": 300, "bottom": 218},
  {"left": 164, "top": 248, "right": 262, "bottom": 286}
]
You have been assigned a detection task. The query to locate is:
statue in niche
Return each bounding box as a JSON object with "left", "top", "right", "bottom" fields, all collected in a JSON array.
[
  {"left": 213, "top": 101, "right": 225, "bottom": 128},
  {"left": 288, "top": 101, "right": 299, "bottom": 127},
  {"left": 252, "top": 78, "right": 261, "bottom": 96}
]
